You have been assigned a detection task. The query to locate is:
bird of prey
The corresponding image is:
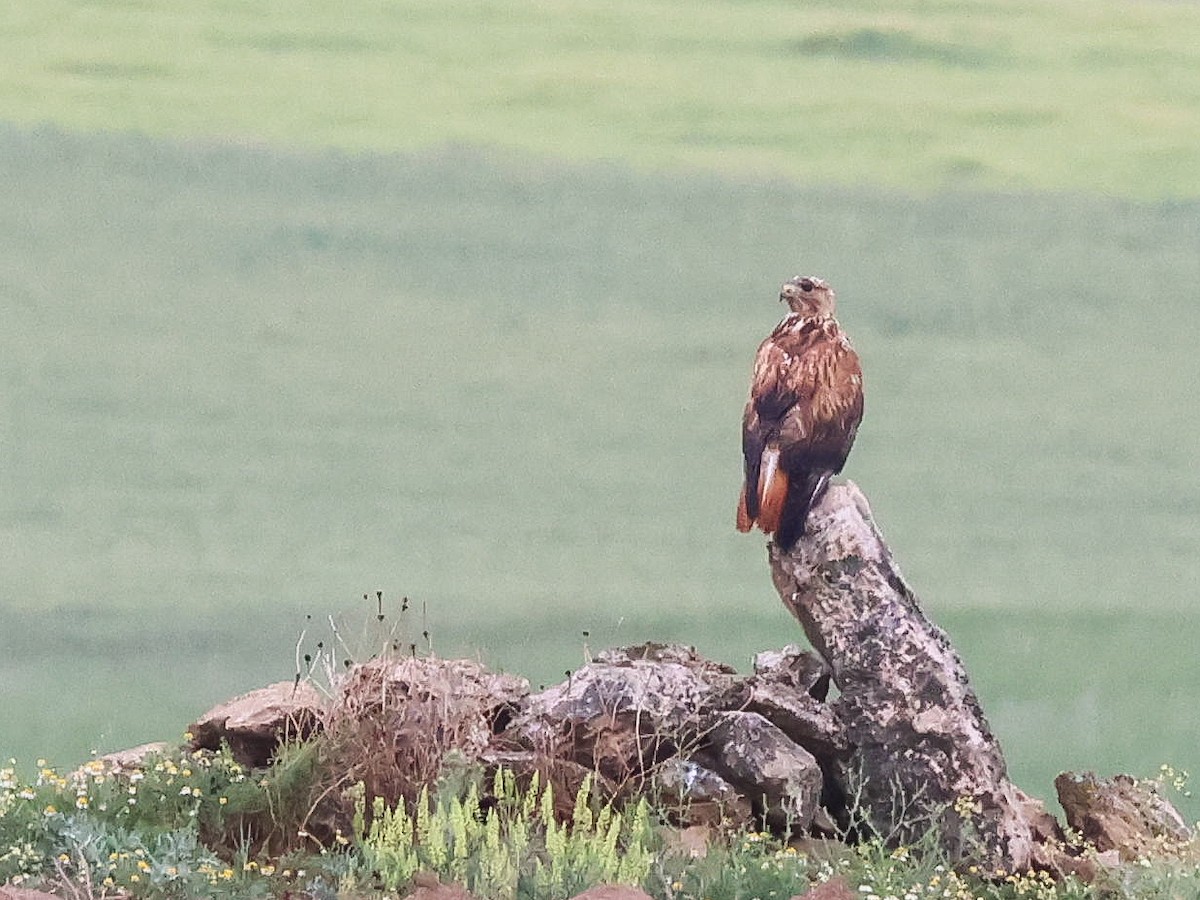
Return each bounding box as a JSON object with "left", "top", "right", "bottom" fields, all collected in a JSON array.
[{"left": 736, "top": 275, "right": 864, "bottom": 551}]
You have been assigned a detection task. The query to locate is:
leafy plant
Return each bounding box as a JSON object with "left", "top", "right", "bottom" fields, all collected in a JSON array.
[
  {"left": 359, "top": 767, "right": 655, "bottom": 898},
  {"left": 0, "top": 748, "right": 328, "bottom": 898}
]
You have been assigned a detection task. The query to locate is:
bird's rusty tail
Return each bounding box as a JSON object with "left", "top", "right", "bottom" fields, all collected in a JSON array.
[
  {"left": 736, "top": 486, "right": 753, "bottom": 532},
  {"left": 756, "top": 445, "right": 789, "bottom": 534}
]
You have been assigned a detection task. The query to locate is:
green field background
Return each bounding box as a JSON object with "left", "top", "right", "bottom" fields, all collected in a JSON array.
[{"left": 2, "top": 0, "right": 1199, "bottom": 818}]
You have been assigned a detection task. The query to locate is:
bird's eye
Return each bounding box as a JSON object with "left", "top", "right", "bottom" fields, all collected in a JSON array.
[{"left": 800, "top": 279, "right": 814, "bottom": 292}]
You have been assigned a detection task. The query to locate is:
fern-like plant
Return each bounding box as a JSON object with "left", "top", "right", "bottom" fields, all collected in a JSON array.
[{"left": 358, "top": 768, "right": 655, "bottom": 899}]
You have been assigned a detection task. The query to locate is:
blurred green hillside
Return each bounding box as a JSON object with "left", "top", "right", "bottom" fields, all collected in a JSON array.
[
  {"left": 5, "top": 0, "right": 1200, "bottom": 197},
  {"left": 1, "top": 0, "right": 1198, "bottom": 815}
]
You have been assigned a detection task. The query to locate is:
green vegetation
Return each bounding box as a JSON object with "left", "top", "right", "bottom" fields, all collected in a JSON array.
[
  {"left": 2, "top": 747, "right": 1197, "bottom": 899},
  {"left": 0, "top": 746, "right": 303, "bottom": 896},
  {"left": 9, "top": 748, "right": 1200, "bottom": 900},
  {"left": 4, "top": 0, "right": 1200, "bottom": 197},
  {"left": 358, "top": 771, "right": 654, "bottom": 896}
]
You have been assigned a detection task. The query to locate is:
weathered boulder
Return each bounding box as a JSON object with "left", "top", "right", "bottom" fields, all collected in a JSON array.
[
  {"left": 699, "top": 711, "right": 824, "bottom": 831},
  {"left": 189, "top": 680, "right": 326, "bottom": 767},
  {"left": 1055, "top": 771, "right": 1191, "bottom": 860},
  {"left": 75, "top": 742, "right": 170, "bottom": 779},
  {"left": 503, "top": 643, "right": 738, "bottom": 785},
  {"left": 653, "top": 757, "right": 752, "bottom": 829},
  {"left": 752, "top": 645, "right": 832, "bottom": 699},
  {"left": 729, "top": 647, "right": 844, "bottom": 763},
  {"left": 769, "top": 482, "right": 1061, "bottom": 870}
]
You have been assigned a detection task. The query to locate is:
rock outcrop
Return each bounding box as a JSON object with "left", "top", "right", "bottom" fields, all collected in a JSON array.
[
  {"left": 173, "top": 482, "right": 1190, "bottom": 875},
  {"left": 189, "top": 680, "right": 326, "bottom": 767},
  {"left": 770, "top": 483, "right": 1062, "bottom": 871},
  {"left": 1055, "top": 771, "right": 1192, "bottom": 860}
]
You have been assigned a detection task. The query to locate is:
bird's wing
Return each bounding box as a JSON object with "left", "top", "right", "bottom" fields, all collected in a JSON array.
[
  {"left": 740, "top": 331, "right": 796, "bottom": 523},
  {"left": 776, "top": 324, "right": 863, "bottom": 473},
  {"left": 748, "top": 334, "right": 799, "bottom": 420}
]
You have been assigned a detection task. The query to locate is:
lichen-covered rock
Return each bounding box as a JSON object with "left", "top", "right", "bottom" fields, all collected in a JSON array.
[
  {"left": 189, "top": 681, "right": 326, "bottom": 767},
  {"left": 701, "top": 711, "right": 823, "bottom": 831},
  {"left": 730, "top": 645, "right": 844, "bottom": 765},
  {"left": 653, "top": 757, "right": 752, "bottom": 829},
  {"left": 504, "top": 642, "right": 738, "bottom": 784},
  {"left": 1055, "top": 771, "right": 1191, "bottom": 860},
  {"left": 769, "top": 482, "right": 1062, "bottom": 870},
  {"left": 752, "top": 645, "right": 832, "bottom": 700},
  {"left": 731, "top": 676, "right": 845, "bottom": 763}
]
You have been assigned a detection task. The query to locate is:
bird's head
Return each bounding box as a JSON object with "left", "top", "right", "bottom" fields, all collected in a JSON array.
[{"left": 779, "top": 275, "right": 836, "bottom": 316}]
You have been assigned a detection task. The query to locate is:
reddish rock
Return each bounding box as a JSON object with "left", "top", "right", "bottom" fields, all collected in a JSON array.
[
  {"left": 408, "top": 880, "right": 476, "bottom": 900},
  {"left": 661, "top": 823, "right": 714, "bottom": 859},
  {"left": 791, "top": 876, "right": 854, "bottom": 900},
  {"left": 326, "top": 656, "right": 530, "bottom": 808},
  {"left": 1056, "top": 771, "right": 1192, "bottom": 860},
  {"left": 334, "top": 656, "right": 528, "bottom": 760},
  {"left": 567, "top": 886, "right": 655, "bottom": 900}
]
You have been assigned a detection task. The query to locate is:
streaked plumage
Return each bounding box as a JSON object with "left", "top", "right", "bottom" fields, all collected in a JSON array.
[{"left": 737, "top": 275, "right": 864, "bottom": 550}]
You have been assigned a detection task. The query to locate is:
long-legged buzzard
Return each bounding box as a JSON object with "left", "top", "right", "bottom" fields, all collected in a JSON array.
[{"left": 737, "top": 275, "right": 864, "bottom": 551}]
